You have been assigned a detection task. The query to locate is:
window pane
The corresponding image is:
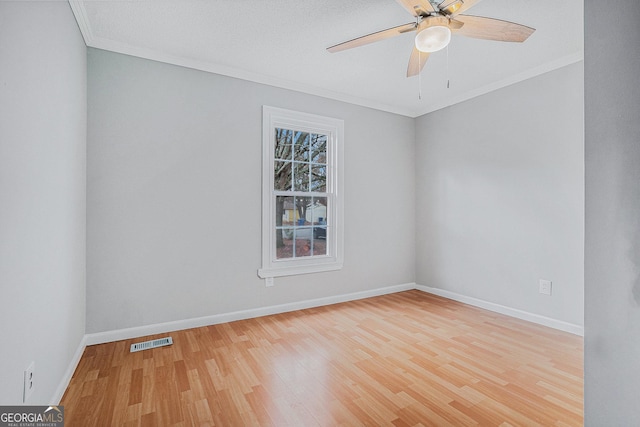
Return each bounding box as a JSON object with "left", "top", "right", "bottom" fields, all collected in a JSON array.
[
  {"left": 295, "top": 196, "right": 311, "bottom": 225},
  {"left": 277, "top": 228, "right": 293, "bottom": 260},
  {"left": 276, "top": 196, "right": 294, "bottom": 260},
  {"left": 311, "top": 197, "right": 327, "bottom": 247},
  {"left": 294, "top": 231, "right": 312, "bottom": 258},
  {"left": 310, "top": 133, "right": 327, "bottom": 163},
  {"left": 311, "top": 165, "right": 326, "bottom": 192},
  {"left": 312, "top": 238, "right": 326, "bottom": 256},
  {"left": 293, "top": 131, "right": 309, "bottom": 161},
  {"left": 274, "top": 161, "right": 292, "bottom": 191},
  {"left": 293, "top": 162, "right": 309, "bottom": 191},
  {"left": 308, "top": 197, "right": 327, "bottom": 224},
  {"left": 277, "top": 195, "right": 295, "bottom": 226},
  {"left": 274, "top": 128, "right": 293, "bottom": 160}
]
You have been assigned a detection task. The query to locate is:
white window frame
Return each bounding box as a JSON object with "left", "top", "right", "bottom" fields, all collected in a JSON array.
[{"left": 258, "top": 106, "right": 344, "bottom": 279}]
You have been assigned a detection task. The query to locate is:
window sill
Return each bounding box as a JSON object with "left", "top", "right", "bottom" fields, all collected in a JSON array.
[{"left": 257, "top": 261, "right": 343, "bottom": 279}]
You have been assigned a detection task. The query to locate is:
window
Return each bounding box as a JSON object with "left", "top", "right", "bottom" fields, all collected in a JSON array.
[{"left": 258, "top": 106, "right": 344, "bottom": 278}]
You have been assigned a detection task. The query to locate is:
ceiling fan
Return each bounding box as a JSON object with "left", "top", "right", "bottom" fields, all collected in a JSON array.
[{"left": 327, "top": 0, "right": 535, "bottom": 77}]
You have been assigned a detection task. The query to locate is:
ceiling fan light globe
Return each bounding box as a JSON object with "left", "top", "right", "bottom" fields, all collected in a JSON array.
[{"left": 415, "top": 26, "right": 451, "bottom": 53}]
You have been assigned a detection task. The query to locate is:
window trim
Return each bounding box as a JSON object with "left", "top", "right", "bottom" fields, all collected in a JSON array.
[{"left": 258, "top": 106, "right": 344, "bottom": 279}]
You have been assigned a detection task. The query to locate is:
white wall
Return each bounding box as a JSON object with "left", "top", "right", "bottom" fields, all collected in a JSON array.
[
  {"left": 86, "top": 49, "right": 415, "bottom": 333},
  {"left": 0, "top": 2, "right": 86, "bottom": 404},
  {"left": 584, "top": 0, "right": 640, "bottom": 423},
  {"left": 415, "top": 63, "right": 584, "bottom": 327}
]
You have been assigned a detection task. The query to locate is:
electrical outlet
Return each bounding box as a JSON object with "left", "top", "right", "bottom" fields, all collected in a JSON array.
[
  {"left": 23, "top": 361, "right": 35, "bottom": 403},
  {"left": 539, "top": 279, "right": 552, "bottom": 296}
]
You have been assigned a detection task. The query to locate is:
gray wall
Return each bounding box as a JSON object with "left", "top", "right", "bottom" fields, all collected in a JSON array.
[
  {"left": 415, "top": 63, "right": 584, "bottom": 327},
  {"left": 86, "top": 49, "right": 416, "bottom": 333},
  {"left": 0, "top": 2, "right": 86, "bottom": 404},
  {"left": 584, "top": 0, "right": 640, "bottom": 424}
]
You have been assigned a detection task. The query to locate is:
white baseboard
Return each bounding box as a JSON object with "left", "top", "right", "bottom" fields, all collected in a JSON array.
[
  {"left": 83, "top": 281, "right": 583, "bottom": 346},
  {"left": 85, "top": 282, "right": 416, "bottom": 346},
  {"left": 52, "top": 334, "right": 87, "bottom": 404},
  {"left": 415, "top": 284, "right": 584, "bottom": 336}
]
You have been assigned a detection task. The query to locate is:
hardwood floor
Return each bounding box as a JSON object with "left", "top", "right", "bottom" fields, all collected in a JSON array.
[{"left": 61, "top": 290, "right": 583, "bottom": 426}]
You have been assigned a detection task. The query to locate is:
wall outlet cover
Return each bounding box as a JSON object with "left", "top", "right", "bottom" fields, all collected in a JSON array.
[
  {"left": 23, "top": 361, "right": 35, "bottom": 403},
  {"left": 539, "top": 279, "right": 552, "bottom": 296}
]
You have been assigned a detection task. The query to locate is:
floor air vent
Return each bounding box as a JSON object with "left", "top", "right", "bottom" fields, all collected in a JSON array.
[{"left": 130, "top": 337, "right": 173, "bottom": 353}]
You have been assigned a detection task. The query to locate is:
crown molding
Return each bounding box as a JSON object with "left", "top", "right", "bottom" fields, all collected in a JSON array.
[
  {"left": 411, "top": 52, "right": 584, "bottom": 117},
  {"left": 68, "top": 1, "right": 94, "bottom": 46}
]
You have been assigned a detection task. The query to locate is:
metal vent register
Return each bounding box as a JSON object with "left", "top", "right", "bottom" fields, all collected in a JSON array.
[{"left": 130, "top": 337, "right": 173, "bottom": 352}]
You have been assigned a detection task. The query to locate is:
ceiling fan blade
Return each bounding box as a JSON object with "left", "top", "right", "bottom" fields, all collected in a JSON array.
[
  {"left": 396, "top": 0, "right": 437, "bottom": 17},
  {"left": 452, "top": 15, "right": 535, "bottom": 42},
  {"left": 438, "top": 0, "right": 482, "bottom": 17},
  {"left": 407, "top": 46, "right": 430, "bottom": 77},
  {"left": 327, "top": 22, "right": 417, "bottom": 53}
]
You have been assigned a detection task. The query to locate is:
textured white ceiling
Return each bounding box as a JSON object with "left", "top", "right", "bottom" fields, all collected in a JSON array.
[{"left": 69, "top": 0, "right": 583, "bottom": 117}]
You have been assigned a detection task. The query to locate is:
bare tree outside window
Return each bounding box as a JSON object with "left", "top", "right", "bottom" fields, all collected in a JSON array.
[{"left": 274, "top": 128, "right": 327, "bottom": 259}]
